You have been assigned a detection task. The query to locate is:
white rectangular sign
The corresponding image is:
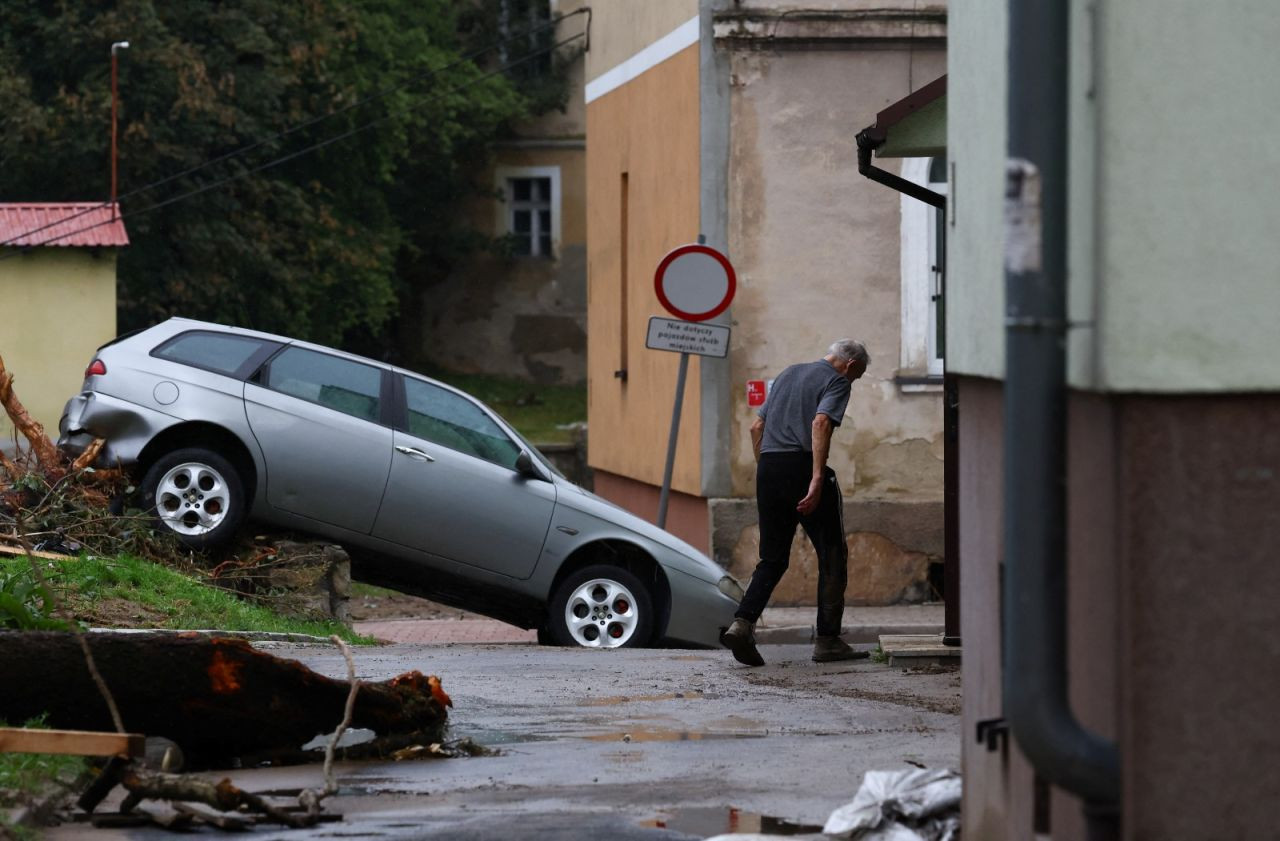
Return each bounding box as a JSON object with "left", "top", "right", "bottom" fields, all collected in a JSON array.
[{"left": 646, "top": 316, "right": 730, "bottom": 358}]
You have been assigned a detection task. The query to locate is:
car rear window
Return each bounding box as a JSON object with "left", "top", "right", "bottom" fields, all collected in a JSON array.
[{"left": 152, "top": 331, "right": 274, "bottom": 377}]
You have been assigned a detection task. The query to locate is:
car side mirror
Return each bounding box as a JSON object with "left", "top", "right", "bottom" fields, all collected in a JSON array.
[{"left": 515, "top": 450, "right": 546, "bottom": 480}]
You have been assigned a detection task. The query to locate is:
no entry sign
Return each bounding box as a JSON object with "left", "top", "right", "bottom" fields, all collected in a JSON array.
[{"left": 653, "top": 244, "right": 736, "bottom": 322}]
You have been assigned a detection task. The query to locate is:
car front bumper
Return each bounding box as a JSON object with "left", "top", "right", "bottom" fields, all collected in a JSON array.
[{"left": 663, "top": 567, "right": 741, "bottom": 648}]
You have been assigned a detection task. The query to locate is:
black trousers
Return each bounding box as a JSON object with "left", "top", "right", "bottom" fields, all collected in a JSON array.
[{"left": 736, "top": 452, "right": 848, "bottom": 638}]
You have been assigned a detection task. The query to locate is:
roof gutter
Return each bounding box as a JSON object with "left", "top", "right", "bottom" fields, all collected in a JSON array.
[
  {"left": 1003, "top": 0, "right": 1121, "bottom": 832},
  {"left": 854, "top": 74, "right": 947, "bottom": 209},
  {"left": 854, "top": 133, "right": 945, "bottom": 209}
]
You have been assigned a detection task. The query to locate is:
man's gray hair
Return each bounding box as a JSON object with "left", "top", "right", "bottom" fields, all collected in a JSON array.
[{"left": 829, "top": 339, "right": 870, "bottom": 366}]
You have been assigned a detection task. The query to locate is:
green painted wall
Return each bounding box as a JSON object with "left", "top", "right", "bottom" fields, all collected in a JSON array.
[{"left": 948, "top": 0, "right": 1280, "bottom": 393}]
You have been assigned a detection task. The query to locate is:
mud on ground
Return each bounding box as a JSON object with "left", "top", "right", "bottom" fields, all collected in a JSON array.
[{"left": 348, "top": 590, "right": 486, "bottom": 623}]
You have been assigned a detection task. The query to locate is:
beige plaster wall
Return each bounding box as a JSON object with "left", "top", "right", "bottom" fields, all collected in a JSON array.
[
  {"left": 585, "top": 45, "right": 703, "bottom": 494},
  {"left": 582, "top": 0, "right": 698, "bottom": 84},
  {"left": 420, "top": 13, "right": 588, "bottom": 386},
  {"left": 422, "top": 144, "right": 587, "bottom": 385},
  {"left": 725, "top": 46, "right": 947, "bottom": 503},
  {"left": 1, "top": 250, "right": 117, "bottom": 444},
  {"left": 521, "top": 0, "right": 588, "bottom": 139}
]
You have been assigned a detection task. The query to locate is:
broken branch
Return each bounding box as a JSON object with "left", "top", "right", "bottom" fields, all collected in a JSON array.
[{"left": 0, "top": 353, "right": 63, "bottom": 477}]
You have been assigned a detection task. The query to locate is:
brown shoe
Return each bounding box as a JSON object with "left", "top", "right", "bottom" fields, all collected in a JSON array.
[
  {"left": 812, "top": 636, "right": 870, "bottom": 663},
  {"left": 722, "top": 618, "right": 765, "bottom": 667}
]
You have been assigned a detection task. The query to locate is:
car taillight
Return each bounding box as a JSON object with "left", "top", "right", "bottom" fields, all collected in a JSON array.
[{"left": 85, "top": 359, "right": 107, "bottom": 378}]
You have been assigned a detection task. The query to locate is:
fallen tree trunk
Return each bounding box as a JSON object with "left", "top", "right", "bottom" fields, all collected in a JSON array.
[{"left": 0, "top": 632, "right": 449, "bottom": 767}]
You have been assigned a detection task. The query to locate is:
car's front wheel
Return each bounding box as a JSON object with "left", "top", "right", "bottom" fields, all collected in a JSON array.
[
  {"left": 142, "top": 448, "right": 245, "bottom": 550},
  {"left": 548, "top": 565, "right": 653, "bottom": 648}
]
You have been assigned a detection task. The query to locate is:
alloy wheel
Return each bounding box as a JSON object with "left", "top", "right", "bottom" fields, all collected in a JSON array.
[
  {"left": 562, "top": 577, "right": 642, "bottom": 648},
  {"left": 155, "top": 461, "right": 231, "bottom": 537}
]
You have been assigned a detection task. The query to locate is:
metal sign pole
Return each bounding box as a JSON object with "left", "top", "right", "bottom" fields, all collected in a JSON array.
[{"left": 656, "top": 350, "right": 690, "bottom": 528}]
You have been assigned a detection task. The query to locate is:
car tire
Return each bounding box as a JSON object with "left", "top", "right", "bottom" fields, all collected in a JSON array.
[
  {"left": 549, "top": 565, "right": 653, "bottom": 649},
  {"left": 142, "top": 448, "right": 246, "bottom": 550}
]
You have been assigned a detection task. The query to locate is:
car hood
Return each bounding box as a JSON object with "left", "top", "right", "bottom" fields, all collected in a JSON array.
[{"left": 550, "top": 478, "right": 730, "bottom": 584}]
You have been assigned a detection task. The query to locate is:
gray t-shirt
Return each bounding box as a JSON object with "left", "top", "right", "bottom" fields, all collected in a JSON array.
[{"left": 757, "top": 359, "right": 851, "bottom": 453}]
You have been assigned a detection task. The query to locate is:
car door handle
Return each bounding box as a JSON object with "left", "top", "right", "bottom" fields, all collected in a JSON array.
[{"left": 395, "top": 445, "right": 435, "bottom": 462}]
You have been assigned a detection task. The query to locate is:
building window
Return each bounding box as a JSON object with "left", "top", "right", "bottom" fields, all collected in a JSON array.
[
  {"left": 496, "top": 166, "right": 561, "bottom": 259},
  {"left": 509, "top": 176, "right": 552, "bottom": 257},
  {"left": 899, "top": 156, "right": 948, "bottom": 382},
  {"left": 497, "top": 0, "right": 553, "bottom": 78}
]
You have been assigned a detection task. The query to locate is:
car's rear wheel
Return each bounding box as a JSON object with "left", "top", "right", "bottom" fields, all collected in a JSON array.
[
  {"left": 549, "top": 565, "right": 653, "bottom": 649},
  {"left": 142, "top": 448, "right": 245, "bottom": 550}
]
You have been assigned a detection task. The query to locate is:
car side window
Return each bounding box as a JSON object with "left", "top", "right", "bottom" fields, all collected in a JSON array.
[
  {"left": 403, "top": 377, "right": 521, "bottom": 470},
  {"left": 263, "top": 347, "right": 381, "bottom": 423},
  {"left": 152, "top": 331, "right": 273, "bottom": 377}
]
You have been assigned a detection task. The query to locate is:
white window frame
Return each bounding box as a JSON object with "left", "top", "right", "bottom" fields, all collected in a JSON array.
[
  {"left": 495, "top": 165, "right": 561, "bottom": 258},
  {"left": 899, "top": 157, "right": 948, "bottom": 382}
]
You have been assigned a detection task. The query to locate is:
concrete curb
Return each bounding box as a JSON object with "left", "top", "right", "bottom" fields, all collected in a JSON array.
[
  {"left": 755, "top": 623, "right": 944, "bottom": 645},
  {"left": 87, "top": 627, "right": 336, "bottom": 644}
]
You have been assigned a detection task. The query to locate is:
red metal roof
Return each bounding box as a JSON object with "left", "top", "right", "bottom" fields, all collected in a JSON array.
[{"left": 0, "top": 203, "right": 129, "bottom": 248}]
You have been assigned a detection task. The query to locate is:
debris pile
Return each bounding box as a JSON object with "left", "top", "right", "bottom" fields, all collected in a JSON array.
[
  {"left": 1, "top": 354, "right": 159, "bottom": 564},
  {"left": 1, "top": 356, "right": 349, "bottom": 625},
  {"left": 822, "top": 768, "right": 961, "bottom": 841}
]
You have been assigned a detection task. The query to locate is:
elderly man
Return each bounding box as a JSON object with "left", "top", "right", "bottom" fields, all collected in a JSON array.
[{"left": 722, "top": 339, "right": 870, "bottom": 667}]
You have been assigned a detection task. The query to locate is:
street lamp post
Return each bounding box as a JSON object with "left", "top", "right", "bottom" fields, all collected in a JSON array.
[{"left": 111, "top": 40, "right": 129, "bottom": 218}]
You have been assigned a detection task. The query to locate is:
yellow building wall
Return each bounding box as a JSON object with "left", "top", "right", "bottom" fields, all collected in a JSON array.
[
  {"left": 1, "top": 250, "right": 117, "bottom": 444},
  {"left": 586, "top": 45, "right": 703, "bottom": 494}
]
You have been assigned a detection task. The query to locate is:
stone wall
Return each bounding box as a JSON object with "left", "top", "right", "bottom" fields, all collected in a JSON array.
[{"left": 709, "top": 499, "right": 943, "bottom": 605}]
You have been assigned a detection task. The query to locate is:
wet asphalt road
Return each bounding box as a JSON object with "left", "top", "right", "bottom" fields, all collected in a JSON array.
[{"left": 49, "top": 640, "right": 961, "bottom": 840}]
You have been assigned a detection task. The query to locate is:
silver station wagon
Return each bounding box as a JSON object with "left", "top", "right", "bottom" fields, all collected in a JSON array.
[{"left": 59, "top": 318, "right": 741, "bottom": 648}]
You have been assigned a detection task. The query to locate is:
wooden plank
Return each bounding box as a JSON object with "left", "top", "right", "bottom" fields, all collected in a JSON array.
[
  {"left": 0, "top": 727, "right": 145, "bottom": 758},
  {"left": 0, "top": 542, "right": 69, "bottom": 561}
]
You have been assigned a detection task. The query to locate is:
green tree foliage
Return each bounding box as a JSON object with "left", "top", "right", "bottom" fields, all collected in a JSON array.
[{"left": 0, "top": 0, "right": 535, "bottom": 348}]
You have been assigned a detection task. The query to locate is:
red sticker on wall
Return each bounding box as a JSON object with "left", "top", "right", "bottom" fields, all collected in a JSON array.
[{"left": 747, "top": 380, "right": 766, "bottom": 407}]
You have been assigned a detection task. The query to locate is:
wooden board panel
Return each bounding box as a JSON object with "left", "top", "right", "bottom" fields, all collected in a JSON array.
[
  {"left": 0, "top": 542, "right": 69, "bottom": 560},
  {"left": 0, "top": 727, "right": 145, "bottom": 758}
]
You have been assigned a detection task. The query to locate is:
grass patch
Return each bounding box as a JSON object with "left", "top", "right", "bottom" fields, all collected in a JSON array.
[
  {"left": 350, "top": 581, "right": 401, "bottom": 598},
  {"left": 0, "top": 718, "right": 85, "bottom": 805},
  {"left": 423, "top": 370, "right": 585, "bottom": 445},
  {"left": 0, "top": 555, "right": 372, "bottom": 643},
  {"left": 871, "top": 644, "right": 888, "bottom": 664},
  {"left": 0, "top": 716, "right": 88, "bottom": 840}
]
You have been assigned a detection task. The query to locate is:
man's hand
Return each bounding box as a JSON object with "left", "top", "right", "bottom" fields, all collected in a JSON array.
[
  {"left": 800, "top": 413, "right": 834, "bottom": 515},
  {"left": 797, "top": 475, "right": 823, "bottom": 515}
]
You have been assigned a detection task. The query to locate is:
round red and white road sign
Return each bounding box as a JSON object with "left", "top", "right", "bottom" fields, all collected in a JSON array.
[{"left": 654, "top": 244, "right": 736, "bottom": 322}]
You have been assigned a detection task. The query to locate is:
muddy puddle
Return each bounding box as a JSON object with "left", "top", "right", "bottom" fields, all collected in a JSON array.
[
  {"left": 641, "top": 806, "right": 823, "bottom": 836},
  {"left": 586, "top": 728, "right": 767, "bottom": 743}
]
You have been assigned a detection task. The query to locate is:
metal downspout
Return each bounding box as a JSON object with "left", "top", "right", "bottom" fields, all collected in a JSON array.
[
  {"left": 1003, "top": 0, "right": 1121, "bottom": 831},
  {"left": 854, "top": 136, "right": 946, "bottom": 210}
]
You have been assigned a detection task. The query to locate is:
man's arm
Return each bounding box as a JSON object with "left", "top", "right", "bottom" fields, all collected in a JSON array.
[
  {"left": 798, "top": 413, "right": 834, "bottom": 515},
  {"left": 750, "top": 416, "right": 765, "bottom": 463}
]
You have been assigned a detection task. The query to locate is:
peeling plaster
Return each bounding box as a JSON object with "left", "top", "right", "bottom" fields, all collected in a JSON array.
[{"left": 728, "top": 525, "right": 934, "bottom": 606}]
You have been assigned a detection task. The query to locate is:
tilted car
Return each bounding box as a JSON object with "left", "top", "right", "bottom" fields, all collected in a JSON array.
[{"left": 58, "top": 318, "right": 741, "bottom": 648}]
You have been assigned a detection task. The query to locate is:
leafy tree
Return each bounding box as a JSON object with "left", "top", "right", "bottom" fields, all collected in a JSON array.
[{"left": 0, "top": 0, "right": 533, "bottom": 349}]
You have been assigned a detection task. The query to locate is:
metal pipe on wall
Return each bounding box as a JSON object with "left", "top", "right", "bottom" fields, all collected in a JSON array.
[{"left": 1003, "top": 0, "right": 1120, "bottom": 834}]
